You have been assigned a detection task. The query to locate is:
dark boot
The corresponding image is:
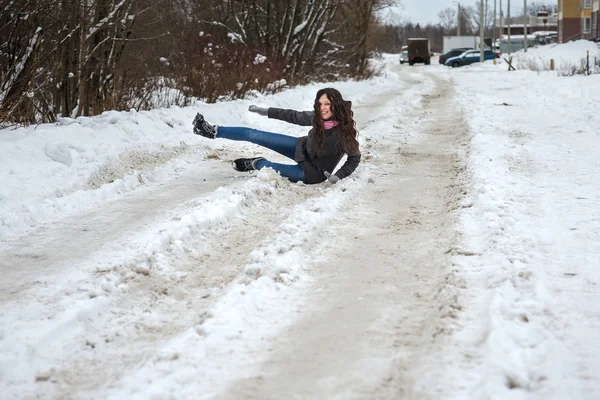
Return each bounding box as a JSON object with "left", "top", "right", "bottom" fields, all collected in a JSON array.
[
  {"left": 193, "top": 113, "right": 217, "bottom": 138},
  {"left": 232, "top": 157, "right": 266, "bottom": 172}
]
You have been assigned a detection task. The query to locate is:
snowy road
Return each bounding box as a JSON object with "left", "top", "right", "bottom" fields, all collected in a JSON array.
[
  {"left": 3, "top": 46, "right": 600, "bottom": 400},
  {"left": 216, "top": 73, "right": 468, "bottom": 399},
  {"left": 1, "top": 64, "right": 471, "bottom": 399},
  {"left": 0, "top": 63, "right": 451, "bottom": 399}
]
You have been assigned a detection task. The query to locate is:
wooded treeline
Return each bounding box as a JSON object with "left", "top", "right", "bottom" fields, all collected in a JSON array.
[
  {"left": 0, "top": 0, "right": 392, "bottom": 125},
  {"left": 371, "top": 23, "right": 445, "bottom": 54},
  {"left": 372, "top": 1, "right": 557, "bottom": 54}
]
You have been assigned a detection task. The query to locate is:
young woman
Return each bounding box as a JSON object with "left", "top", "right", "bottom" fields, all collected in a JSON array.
[{"left": 192, "top": 87, "right": 360, "bottom": 184}]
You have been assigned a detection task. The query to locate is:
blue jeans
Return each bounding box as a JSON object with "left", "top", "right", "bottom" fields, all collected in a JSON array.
[{"left": 217, "top": 126, "right": 306, "bottom": 183}]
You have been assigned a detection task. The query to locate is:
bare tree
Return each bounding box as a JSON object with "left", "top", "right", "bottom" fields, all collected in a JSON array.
[
  {"left": 1, "top": 0, "right": 389, "bottom": 125},
  {"left": 230, "top": 0, "right": 339, "bottom": 81},
  {"left": 370, "top": 23, "right": 405, "bottom": 53},
  {"left": 438, "top": 7, "right": 457, "bottom": 35},
  {"left": 333, "top": 0, "right": 394, "bottom": 77},
  {"left": 526, "top": 1, "right": 556, "bottom": 15},
  {"left": 1, "top": 0, "right": 144, "bottom": 123},
  {"left": 466, "top": 1, "right": 493, "bottom": 35},
  {"left": 0, "top": 0, "right": 50, "bottom": 123}
]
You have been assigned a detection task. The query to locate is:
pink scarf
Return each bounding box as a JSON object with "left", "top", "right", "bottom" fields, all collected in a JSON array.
[{"left": 323, "top": 120, "right": 338, "bottom": 130}]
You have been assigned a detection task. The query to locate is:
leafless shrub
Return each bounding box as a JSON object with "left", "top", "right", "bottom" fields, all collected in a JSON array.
[
  {"left": 162, "top": 31, "right": 288, "bottom": 105},
  {"left": 514, "top": 53, "right": 600, "bottom": 76},
  {"left": 1, "top": 0, "right": 389, "bottom": 126},
  {"left": 556, "top": 57, "right": 599, "bottom": 76},
  {"left": 515, "top": 57, "right": 551, "bottom": 71}
]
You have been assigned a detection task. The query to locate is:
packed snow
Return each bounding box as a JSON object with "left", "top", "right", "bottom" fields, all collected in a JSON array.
[
  {"left": 503, "top": 39, "right": 600, "bottom": 71},
  {"left": 1, "top": 41, "right": 599, "bottom": 399},
  {"left": 445, "top": 45, "right": 600, "bottom": 398}
]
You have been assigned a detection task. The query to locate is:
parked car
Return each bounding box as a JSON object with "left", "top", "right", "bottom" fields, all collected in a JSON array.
[
  {"left": 399, "top": 50, "right": 408, "bottom": 64},
  {"left": 445, "top": 49, "right": 500, "bottom": 68},
  {"left": 438, "top": 48, "right": 472, "bottom": 65}
]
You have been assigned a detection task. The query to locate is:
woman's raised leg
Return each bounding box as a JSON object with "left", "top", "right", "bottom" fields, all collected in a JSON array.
[
  {"left": 216, "top": 126, "right": 297, "bottom": 160},
  {"left": 193, "top": 115, "right": 305, "bottom": 182}
]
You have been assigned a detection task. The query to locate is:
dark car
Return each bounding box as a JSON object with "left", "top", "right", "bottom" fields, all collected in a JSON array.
[
  {"left": 444, "top": 49, "right": 501, "bottom": 67},
  {"left": 438, "top": 48, "right": 472, "bottom": 65}
]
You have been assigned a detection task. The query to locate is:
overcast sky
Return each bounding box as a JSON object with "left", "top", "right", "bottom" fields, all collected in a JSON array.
[{"left": 380, "top": 0, "right": 519, "bottom": 26}]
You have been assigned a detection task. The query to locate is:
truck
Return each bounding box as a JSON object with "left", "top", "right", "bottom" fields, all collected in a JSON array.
[
  {"left": 442, "top": 36, "right": 480, "bottom": 54},
  {"left": 407, "top": 38, "right": 430, "bottom": 65}
]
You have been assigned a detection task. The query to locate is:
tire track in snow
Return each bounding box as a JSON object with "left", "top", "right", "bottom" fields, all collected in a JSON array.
[
  {"left": 92, "top": 74, "right": 437, "bottom": 400},
  {"left": 0, "top": 64, "right": 434, "bottom": 399},
  {"left": 0, "top": 170, "right": 325, "bottom": 399},
  {"left": 215, "top": 68, "right": 473, "bottom": 399}
]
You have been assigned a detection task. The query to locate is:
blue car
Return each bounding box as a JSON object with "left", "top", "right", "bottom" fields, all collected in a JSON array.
[{"left": 445, "top": 49, "right": 500, "bottom": 68}]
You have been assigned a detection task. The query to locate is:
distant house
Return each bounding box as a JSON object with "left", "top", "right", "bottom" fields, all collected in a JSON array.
[
  {"left": 494, "top": 10, "right": 558, "bottom": 36},
  {"left": 558, "top": 0, "right": 593, "bottom": 42},
  {"left": 593, "top": 0, "right": 599, "bottom": 40}
]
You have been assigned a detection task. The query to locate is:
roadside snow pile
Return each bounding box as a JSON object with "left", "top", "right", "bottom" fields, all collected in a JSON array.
[
  {"left": 101, "top": 168, "right": 371, "bottom": 399},
  {"left": 0, "top": 108, "right": 205, "bottom": 238},
  {"left": 0, "top": 66, "right": 403, "bottom": 240},
  {"left": 511, "top": 40, "right": 600, "bottom": 72},
  {"left": 0, "top": 54, "right": 425, "bottom": 399},
  {"left": 452, "top": 63, "right": 600, "bottom": 398}
]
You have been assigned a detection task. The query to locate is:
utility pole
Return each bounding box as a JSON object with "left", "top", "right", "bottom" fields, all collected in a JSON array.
[
  {"left": 480, "top": 0, "right": 485, "bottom": 61},
  {"left": 500, "top": 0, "right": 504, "bottom": 52},
  {"left": 493, "top": 0, "right": 497, "bottom": 51},
  {"left": 507, "top": 0, "right": 511, "bottom": 56},
  {"left": 457, "top": 3, "right": 461, "bottom": 35},
  {"left": 523, "top": 0, "right": 528, "bottom": 51},
  {"left": 486, "top": 0, "right": 489, "bottom": 36},
  {"left": 486, "top": 0, "right": 489, "bottom": 49}
]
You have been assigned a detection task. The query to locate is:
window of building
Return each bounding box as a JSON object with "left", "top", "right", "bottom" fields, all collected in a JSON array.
[
  {"left": 593, "top": 13, "right": 597, "bottom": 31},
  {"left": 583, "top": 17, "right": 591, "bottom": 33},
  {"left": 583, "top": 0, "right": 591, "bottom": 8}
]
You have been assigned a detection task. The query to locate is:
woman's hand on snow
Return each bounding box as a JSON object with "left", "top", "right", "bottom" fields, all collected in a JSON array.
[
  {"left": 248, "top": 105, "right": 268, "bottom": 116},
  {"left": 324, "top": 171, "right": 340, "bottom": 184}
]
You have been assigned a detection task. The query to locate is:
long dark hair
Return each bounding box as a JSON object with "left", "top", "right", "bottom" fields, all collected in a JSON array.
[{"left": 312, "top": 88, "right": 359, "bottom": 156}]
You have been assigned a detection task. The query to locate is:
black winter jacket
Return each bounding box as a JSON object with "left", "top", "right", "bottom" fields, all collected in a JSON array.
[{"left": 267, "top": 107, "right": 361, "bottom": 184}]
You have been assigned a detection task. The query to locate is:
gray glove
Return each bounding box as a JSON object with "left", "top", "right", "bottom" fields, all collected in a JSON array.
[
  {"left": 248, "top": 105, "right": 268, "bottom": 116},
  {"left": 324, "top": 171, "right": 340, "bottom": 184}
]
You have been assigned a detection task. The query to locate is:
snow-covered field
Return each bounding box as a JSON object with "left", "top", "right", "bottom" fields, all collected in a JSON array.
[
  {"left": 444, "top": 46, "right": 600, "bottom": 398},
  {"left": 1, "top": 42, "right": 599, "bottom": 399},
  {"left": 498, "top": 39, "right": 600, "bottom": 72}
]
